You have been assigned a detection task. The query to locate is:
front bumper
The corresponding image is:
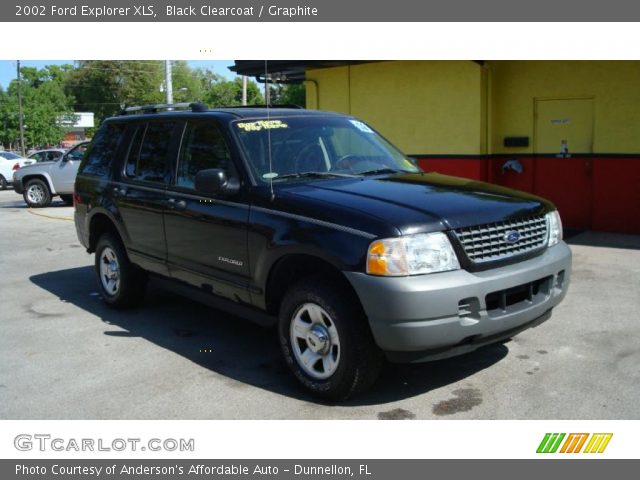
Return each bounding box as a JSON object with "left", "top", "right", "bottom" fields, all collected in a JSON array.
[
  {"left": 12, "top": 177, "right": 23, "bottom": 194},
  {"left": 345, "top": 242, "right": 571, "bottom": 362}
]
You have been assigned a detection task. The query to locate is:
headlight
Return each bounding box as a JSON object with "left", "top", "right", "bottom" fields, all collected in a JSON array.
[
  {"left": 367, "top": 232, "right": 460, "bottom": 276},
  {"left": 546, "top": 210, "right": 563, "bottom": 247}
]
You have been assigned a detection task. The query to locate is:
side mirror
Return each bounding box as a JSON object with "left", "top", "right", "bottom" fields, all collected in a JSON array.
[{"left": 194, "top": 169, "right": 240, "bottom": 196}]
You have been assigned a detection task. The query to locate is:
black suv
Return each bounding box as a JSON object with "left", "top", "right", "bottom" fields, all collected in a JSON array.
[{"left": 74, "top": 103, "right": 571, "bottom": 399}]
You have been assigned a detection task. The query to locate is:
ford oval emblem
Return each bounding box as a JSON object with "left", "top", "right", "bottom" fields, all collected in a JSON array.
[{"left": 504, "top": 230, "right": 521, "bottom": 244}]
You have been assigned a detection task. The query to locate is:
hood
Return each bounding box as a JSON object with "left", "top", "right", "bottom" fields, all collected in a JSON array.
[{"left": 274, "top": 172, "right": 554, "bottom": 236}]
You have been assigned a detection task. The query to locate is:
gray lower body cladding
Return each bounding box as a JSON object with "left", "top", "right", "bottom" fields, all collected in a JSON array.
[{"left": 345, "top": 242, "right": 572, "bottom": 362}]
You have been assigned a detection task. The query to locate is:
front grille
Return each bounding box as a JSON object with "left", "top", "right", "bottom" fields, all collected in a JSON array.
[
  {"left": 485, "top": 276, "right": 552, "bottom": 312},
  {"left": 454, "top": 215, "right": 548, "bottom": 263}
]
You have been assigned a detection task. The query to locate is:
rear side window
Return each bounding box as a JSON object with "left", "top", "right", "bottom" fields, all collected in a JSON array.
[
  {"left": 81, "top": 123, "right": 126, "bottom": 176},
  {"left": 176, "top": 120, "right": 235, "bottom": 189},
  {"left": 125, "top": 121, "right": 176, "bottom": 184}
]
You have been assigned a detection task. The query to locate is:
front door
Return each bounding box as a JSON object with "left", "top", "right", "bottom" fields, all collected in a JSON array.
[
  {"left": 164, "top": 119, "right": 251, "bottom": 303},
  {"left": 55, "top": 142, "right": 87, "bottom": 193},
  {"left": 534, "top": 97, "right": 594, "bottom": 230}
]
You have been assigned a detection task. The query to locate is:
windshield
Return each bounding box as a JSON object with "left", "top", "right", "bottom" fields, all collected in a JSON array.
[
  {"left": 0, "top": 152, "right": 20, "bottom": 160},
  {"left": 233, "top": 116, "right": 419, "bottom": 182}
]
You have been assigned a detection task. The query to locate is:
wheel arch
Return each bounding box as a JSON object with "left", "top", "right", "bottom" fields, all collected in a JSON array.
[
  {"left": 21, "top": 173, "right": 56, "bottom": 194},
  {"left": 264, "top": 253, "right": 364, "bottom": 317},
  {"left": 87, "top": 210, "right": 130, "bottom": 256}
]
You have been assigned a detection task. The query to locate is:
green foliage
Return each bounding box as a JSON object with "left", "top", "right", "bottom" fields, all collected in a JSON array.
[
  {"left": 0, "top": 64, "right": 75, "bottom": 148},
  {"left": 268, "top": 83, "right": 306, "bottom": 107},
  {"left": 65, "top": 61, "right": 164, "bottom": 123},
  {"left": 1, "top": 60, "right": 301, "bottom": 150},
  {"left": 202, "top": 74, "right": 264, "bottom": 107}
]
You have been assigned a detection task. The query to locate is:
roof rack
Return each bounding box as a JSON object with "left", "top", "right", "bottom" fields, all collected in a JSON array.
[
  {"left": 119, "top": 102, "right": 208, "bottom": 115},
  {"left": 220, "top": 104, "right": 304, "bottom": 109}
]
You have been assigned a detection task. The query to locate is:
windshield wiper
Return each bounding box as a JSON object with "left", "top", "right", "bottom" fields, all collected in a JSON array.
[
  {"left": 273, "top": 171, "right": 357, "bottom": 180},
  {"left": 358, "top": 167, "right": 411, "bottom": 175}
]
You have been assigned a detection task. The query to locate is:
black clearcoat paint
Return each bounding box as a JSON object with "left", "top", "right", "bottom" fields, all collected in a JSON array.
[{"left": 74, "top": 108, "right": 554, "bottom": 316}]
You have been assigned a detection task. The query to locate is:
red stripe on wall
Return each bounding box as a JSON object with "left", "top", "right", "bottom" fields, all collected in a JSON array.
[{"left": 414, "top": 155, "right": 640, "bottom": 234}]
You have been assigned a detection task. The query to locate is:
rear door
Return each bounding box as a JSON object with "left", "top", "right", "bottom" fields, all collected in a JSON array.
[
  {"left": 164, "top": 118, "right": 251, "bottom": 303},
  {"left": 115, "top": 120, "right": 180, "bottom": 275}
]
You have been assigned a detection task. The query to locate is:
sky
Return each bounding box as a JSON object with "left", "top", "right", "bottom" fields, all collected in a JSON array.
[{"left": 0, "top": 60, "right": 237, "bottom": 89}]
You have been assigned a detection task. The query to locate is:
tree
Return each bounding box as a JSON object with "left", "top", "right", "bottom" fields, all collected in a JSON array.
[
  {"left": 0, "top": 64, "right": 75, "bottom": 148},
  {"left": 65, "top": 61, "right": 164, "bottom": 124},
  {"left": 199, "top": 73, "right": 264, "bottom": 107},
  {"left": 171, "top": 61, "right": 204, "bottom": 103},
  {"left": 268, "top": 83, "right": 305, "bottom": 107}
]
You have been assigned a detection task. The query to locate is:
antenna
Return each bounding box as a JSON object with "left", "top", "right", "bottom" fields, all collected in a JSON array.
[{"left": 265, "top": 60, "right": 275, "bottom": 202}]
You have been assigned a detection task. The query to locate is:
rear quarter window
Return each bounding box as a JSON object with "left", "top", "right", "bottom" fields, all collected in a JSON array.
[{"left": 79, "top": 123, "right": 126, "bottom": 177}]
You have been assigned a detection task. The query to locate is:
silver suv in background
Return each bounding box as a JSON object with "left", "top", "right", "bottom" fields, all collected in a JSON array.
[{"left": 13, "top": 142, "right": 89, "bottom": 207}]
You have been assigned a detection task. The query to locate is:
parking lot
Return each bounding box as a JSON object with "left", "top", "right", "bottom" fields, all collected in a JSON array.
[{"left": 0, "top": 188, "right": 638, "bottom": 420}]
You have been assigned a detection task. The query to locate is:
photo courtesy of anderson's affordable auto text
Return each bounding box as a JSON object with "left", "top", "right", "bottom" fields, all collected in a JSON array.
[{"left": 1, "top": 0, "right": 639, "bottom": 478}]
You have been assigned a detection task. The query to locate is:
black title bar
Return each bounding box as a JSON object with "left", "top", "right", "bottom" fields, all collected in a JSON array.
[{"left": 6, "top": 0, "right": 640, "bottom": 22}]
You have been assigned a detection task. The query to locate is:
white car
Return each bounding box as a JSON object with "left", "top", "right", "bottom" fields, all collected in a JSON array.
[
  {"left": 12, "top": 142, "right": 89, "bottom": 207},
  {"left": 0, "top": 151, "right": 35, "bottom": 190}
]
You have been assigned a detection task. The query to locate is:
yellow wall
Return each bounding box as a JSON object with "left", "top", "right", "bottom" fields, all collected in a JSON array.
[
  {"left": 488, "top": 61, "right": 640, "bottom": 154},
  {"left": 306, "top": 61, "right": 485, "bottom": 155},
  {"left": 305, "top": 61, "right": 640, "bottom": 156}
]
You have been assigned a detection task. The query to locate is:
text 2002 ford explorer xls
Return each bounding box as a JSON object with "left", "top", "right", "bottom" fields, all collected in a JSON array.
[{"left": 74, "top": 104, "right": 571, "bottom": 400}]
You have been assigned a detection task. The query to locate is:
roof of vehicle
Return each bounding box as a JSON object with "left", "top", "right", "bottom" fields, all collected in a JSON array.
[
  {"left": 108, "top": 103, "right": 348, "bottom": 123},
  {"left": 29, "top": 148, "right": 67, "bottom": 154}
]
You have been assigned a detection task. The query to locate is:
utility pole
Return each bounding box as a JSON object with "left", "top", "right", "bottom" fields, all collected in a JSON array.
[
  {"left": 242, "top": 76, "right": 247, "bottom": 106},
  {"left": 17, "top": 60, "right": 26, "bottom": 157},
  {"left": 164, "top": 60, "right": 173, "bottom": 105},
  {"left": 264, "top": 76, "right": 271, "bottom": 106}
]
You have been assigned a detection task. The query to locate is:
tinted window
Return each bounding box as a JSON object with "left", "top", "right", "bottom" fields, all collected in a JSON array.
[
  {"left": 176, "top": 121, "right": 235, "bottom": 189},
  {"left": 0, "top": 152, "right": 20, "bottom": 160},
  {"left": 126, "top": 122, "right": 175, "bottom": 184},
  {"left": 233, "top": 116, "right": 418, "bottom": 182},
  {"left": 66, "top": 144, "right": 87, "bottom": 161},
  {"left": 82, "top": 123, "right": 126, "bottom": 176},
  {"left": 125, "top": 125, "right": 145, "bottom": 178}
]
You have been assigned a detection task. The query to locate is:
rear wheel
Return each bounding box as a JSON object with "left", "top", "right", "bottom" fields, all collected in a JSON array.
[
  {"left": 23, "top": 178, "right": 51, "bottom": 208},
  {"left": 95, "top": 233, "right": 147, "bottom": 308},
  {"left": 278, "top": 278, "right": 383, "bottom": 400},
  {"left": 0, "top": 175, "right": 7, "bottom": 190}
]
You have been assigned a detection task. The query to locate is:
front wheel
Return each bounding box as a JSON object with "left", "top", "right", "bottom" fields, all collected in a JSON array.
[
  {"left": 23, "top": 178, "right": 51, "bottom": 208},
  {"left": 95, "top": 233, "right": 147, "bottom": 308},
  {"left": 278, "top": 279, "right": 383, "bottom": 400}
]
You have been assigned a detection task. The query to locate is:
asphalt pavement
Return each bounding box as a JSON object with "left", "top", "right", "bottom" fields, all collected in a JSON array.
[{"left": 0, "top": 189, "right": 639, "bottom": 419}]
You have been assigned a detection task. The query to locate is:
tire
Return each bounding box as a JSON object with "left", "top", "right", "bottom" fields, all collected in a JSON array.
[
  {"left": 278, "top": 278, "right": 383, "bottom": 400},
  {"left": 95, "top": 232, "right": 147, "bottom": 309},
  {"left": 23, "top": 178, "right": 51, "bottom": 208},
  {"left": 60, "top": 194, "right": 73, "bottom": 206},
  {"left": 0, "top": 175, "right": 7, "bottom": 191}
]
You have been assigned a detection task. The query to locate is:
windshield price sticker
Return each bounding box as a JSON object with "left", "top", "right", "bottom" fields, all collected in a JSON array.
[
  {"left": 349, "top": 120, "right": 374, "bottom": 133},
  {"left": 237, "top": 120, "right": 289, "bottom": 132}
]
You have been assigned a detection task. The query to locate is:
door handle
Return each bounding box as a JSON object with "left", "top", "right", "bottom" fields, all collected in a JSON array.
[
  {"left": 112, "top": 187, "right": 127, "bottom": 197},
  {"left": 167, "top": 198, "right": 187, "bottom": 210}
]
